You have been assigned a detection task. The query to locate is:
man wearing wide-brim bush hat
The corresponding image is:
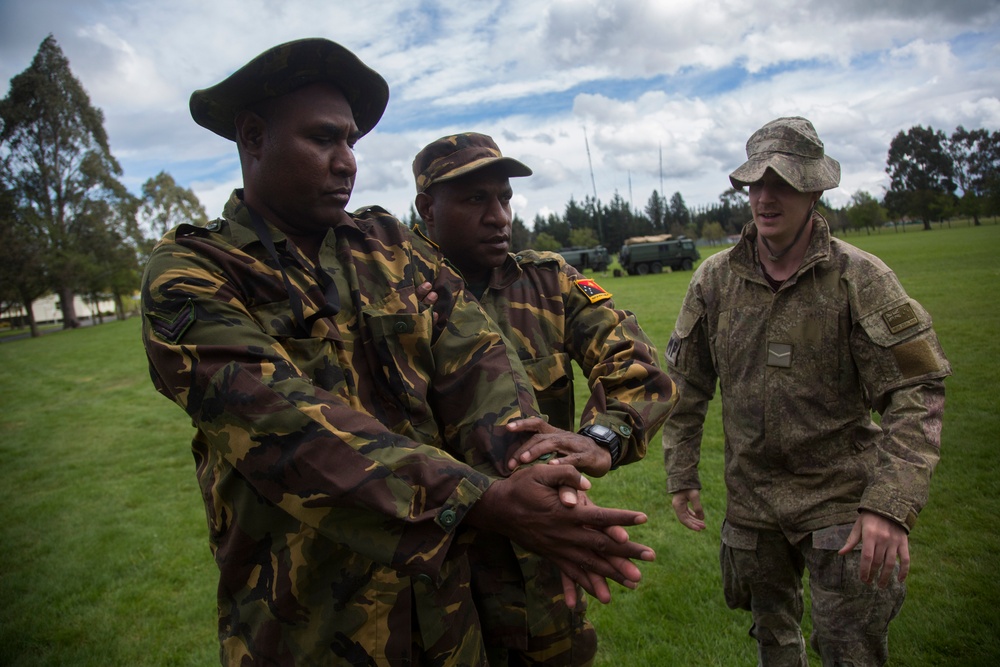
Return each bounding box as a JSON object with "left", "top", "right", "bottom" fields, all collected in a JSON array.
[
  {"left": 142, "top": 37, "right": 656, "bottom": 667},
  {"left": 663, "top": 115, "right": 951, "bottom": 666}
]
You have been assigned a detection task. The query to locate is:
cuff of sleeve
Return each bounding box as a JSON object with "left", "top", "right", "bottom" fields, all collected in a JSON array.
[
  {"left": 859, "top": 490, "right": 918, "bottom": 533},
  {"left": 394, "top": 473, "right": 493, "bottom": 580},
  {"left": 666, "top": 472, "right": 701, "bottom": 495},
  {"left": 435, "top": 475, "right": 490, "bottom": 532}
]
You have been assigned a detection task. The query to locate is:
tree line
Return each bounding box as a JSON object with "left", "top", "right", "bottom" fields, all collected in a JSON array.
[
  {"left": 405, "top": 124, "right": 1000, "bottom": 253},
  {"left": 3, "top": 36, "right": 999, "bottom": 337}
]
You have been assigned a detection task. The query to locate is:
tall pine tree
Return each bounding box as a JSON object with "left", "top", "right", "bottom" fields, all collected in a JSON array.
[{"left": 0, "top": 35, "right": 129, "bottom": 328}]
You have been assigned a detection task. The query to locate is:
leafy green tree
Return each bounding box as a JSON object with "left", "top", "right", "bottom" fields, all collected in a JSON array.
[
  {"left": 77, "top": 193, "right": 142, "bottom": 321},
  {"left": 669, "top": 191, "right": 690, "bottom": 230},
  {"left": 532, "top": 211, "right": 570, "bottom": 247},
  {"left": 702, "top": 221, "right": 725, "bottom": 246},
  {"left": 0, "top": 35, "right": 130, "bottom": 328},
  {"left": 140, "top": 171, "right": 208, "bottom": 239},
  {"left": 947, "top": 127, "right": 1000, "bottom": 226},
  {"left": 532, "top": 231, "right": 561, "bottom": 252},
  {"left": 718, "top": 187, "right": 750, "bottom": 233},
  {"left": 885, "top": 125, "right": 956, "bottom": 230},
  {"left": 644, "top": 190, "right": 666, "bottom": 232},
  {"left": 510, "top": 214, "right": 530, "bottom": 252},
  {"left": 816, "top": 197, "right": 842, "bottom": 233},
  {"left": 563, "top": 197, "right": 591, "bottom": 232},
  {"left": 845, "top": 190, "right": 886, "bottom": 235},
  {"left": 0, "top": 186, "right": 48, "bottom": 336},
  {"left": 568, "top": 227, "right": 599, "bottom": 248}
]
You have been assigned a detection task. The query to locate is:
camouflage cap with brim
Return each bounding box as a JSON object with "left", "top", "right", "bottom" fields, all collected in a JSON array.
[
  {"left": 190, "top": 38, "right": 389, "bottom": 141},
  {"left": 729, "top": 116, "right": 841, "bottom": 193},
  {"left": 413, "top": 133, "right": 532, "bottom": 192}
]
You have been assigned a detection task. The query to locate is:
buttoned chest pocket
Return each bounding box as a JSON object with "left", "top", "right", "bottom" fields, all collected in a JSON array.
[
  {"left": 249, "top": 299, "right": 348, "bottom": 394},
  {"left": 364, "top": 309, "right": 435, "bottom": 427}
]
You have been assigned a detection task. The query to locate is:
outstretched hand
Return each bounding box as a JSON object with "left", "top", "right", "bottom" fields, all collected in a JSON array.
[
  {"left": 839, "top": 510, "right": 910, "bottom": 588},
  {"left": 467, "top": 465, "right": 655, "bottom": 604},
  {"left": 506, "top": 417, "right": 613, "bottom": 477},
  {"left": 556, "top": 489, "right": 634, "bottom": 607}
]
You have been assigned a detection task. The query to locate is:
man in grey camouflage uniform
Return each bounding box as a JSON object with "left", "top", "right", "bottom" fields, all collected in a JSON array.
[
  {"left": 662, "top": 117, "right": 950, "bottom": 666},
  {"left": 142, "top": 38, "right": 654, "bottom": 666},
  {"left": 412, "top": 133, "right": 677, "bottom": 666}
]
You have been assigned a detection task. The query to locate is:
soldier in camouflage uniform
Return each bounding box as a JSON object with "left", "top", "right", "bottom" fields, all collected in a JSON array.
[
  {"left": 662, "top": 117, "right": 950, "bottom": 667},
  {"left": 141, "top": 38, "right": 655, "bottom": 667},
  {"left": 412, "top": 133, "right": 677, "bottom": 666}
]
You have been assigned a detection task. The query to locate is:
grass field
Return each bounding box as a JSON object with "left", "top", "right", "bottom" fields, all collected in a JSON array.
[{"left": 1, "top": 222, "right": 997, "bottom": 666}]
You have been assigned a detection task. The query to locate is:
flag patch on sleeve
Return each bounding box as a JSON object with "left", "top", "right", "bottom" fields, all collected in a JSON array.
[{"left": 574, "top": 279, "right": 612, "bottom": 304}]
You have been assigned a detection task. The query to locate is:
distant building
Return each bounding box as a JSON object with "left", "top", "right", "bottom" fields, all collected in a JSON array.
[{"left": 3, "top": 294, "right": 117, "bottom": 325}]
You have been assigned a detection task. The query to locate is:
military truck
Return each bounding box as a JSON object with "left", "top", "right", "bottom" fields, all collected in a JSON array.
[
  {"left": 556, "top": 245, "right": 610, "bottom": 273},
  {"left": 619, "top": 234, "right": 700, "bottom": 275}
]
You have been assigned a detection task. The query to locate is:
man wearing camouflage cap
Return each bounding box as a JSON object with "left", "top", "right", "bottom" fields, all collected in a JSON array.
[
  {"left": 662, "top": 117, "right": 950, "bottom": 666},
  {"left": 412, "top": 132, "right": 677, "bottom": 665},
  {"left": 141, "top": 38, "right": 654, "bottom": 666}
]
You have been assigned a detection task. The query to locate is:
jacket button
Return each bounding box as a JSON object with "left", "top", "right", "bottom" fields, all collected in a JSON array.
[
  {"left": 393, "top": 321, "right": 408, "bottom": 333},
  {"left": 439, "top": 509, "right": 457, "bottom": 527},
  {"left": 619, "top": 425, "right": 633, "bottom": 437}
]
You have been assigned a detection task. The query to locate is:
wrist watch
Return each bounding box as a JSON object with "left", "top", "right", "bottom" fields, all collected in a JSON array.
[{"left": 579, "top": 424, "right": 622, "bottom": 469}]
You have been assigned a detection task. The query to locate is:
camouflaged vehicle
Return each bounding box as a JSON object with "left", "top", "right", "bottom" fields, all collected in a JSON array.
[
  {"left": 619, "top": 234, "right": 699, "bottom": 275},
  {"left": 556, "top": 245, "right": 610, "bottom": 273}
]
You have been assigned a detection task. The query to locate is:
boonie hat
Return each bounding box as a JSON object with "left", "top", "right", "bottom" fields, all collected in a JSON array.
[
  {"left": 413, "top": 133, "right": 532, "bottom": 192},
  {"left": 729, "top": 117, "right": 841, "bottom": 193},
  {"left": 190, "top": 38, "right": 389, "bottom": 141}
]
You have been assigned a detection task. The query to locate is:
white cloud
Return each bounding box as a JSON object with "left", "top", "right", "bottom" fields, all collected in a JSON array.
[{"left": 1, "top": 0, "right": 998, "bottom": 225}]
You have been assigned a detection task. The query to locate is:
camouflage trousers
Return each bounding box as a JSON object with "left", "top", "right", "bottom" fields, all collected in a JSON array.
[
  {"left": 720, "top": 522, "right": 906, "bottom": 667},
  {"left": 467, "top": 531, "right": 597, "bottom": 666}
]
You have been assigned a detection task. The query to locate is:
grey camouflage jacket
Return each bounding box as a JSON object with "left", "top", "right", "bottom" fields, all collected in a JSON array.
[{"left": 663, "top": 215, "right": 950, "bottom": 541}]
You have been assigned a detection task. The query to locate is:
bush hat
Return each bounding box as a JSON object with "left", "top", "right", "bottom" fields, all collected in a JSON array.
[
  {"left": 413, "top": 133, "right": 532, "bottom": 193},
  {"left": 190, "top": 38, "right": 389, "bottom": 141},
  {"left": 729, "top": 116, "right": 841, "bottom": 193}
]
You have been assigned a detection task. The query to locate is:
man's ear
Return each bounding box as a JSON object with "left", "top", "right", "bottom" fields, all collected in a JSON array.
[
  {"left": 415, "top": 191, "right": 435, "bottom": 235},
  {"left": 235, "top": 110, "right": 266, "bottom": 157}
]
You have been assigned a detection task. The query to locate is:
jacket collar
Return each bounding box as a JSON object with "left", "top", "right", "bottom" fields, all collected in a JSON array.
[{"left": 730, "top": 212, "right": 832, "bottom": 282}]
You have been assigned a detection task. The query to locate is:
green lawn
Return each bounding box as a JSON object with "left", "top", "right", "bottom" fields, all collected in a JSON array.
[{"left": 0, "top": 222, "right": 997, "bottom": 666}]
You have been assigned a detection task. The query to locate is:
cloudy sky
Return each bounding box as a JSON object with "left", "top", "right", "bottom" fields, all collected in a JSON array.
[{"left": 2, "top": 0, "right": 999, "bottom": 226}]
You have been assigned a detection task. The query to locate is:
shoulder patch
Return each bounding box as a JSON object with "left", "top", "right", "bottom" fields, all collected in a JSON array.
[
  {"left": 665, "top": 332, "right": 682, "bottom": 367},
  {"left": 574, "top": 278, "right": 612, "bottom": 304},
  {"left": 147, "top": 299, "right": 196, "bottom": 344},
  {"left": 882, "top": 303, "right": 918, "bottom": 334}
]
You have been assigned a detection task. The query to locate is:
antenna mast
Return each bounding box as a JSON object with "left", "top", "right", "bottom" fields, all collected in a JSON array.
[{"left": 583, "top": 126, "right": 604, "bottom": 244}]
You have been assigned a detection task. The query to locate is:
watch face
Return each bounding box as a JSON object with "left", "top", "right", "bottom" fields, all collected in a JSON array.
[{"left": 589, "top": 425, "right": 613, "bottom": 439}]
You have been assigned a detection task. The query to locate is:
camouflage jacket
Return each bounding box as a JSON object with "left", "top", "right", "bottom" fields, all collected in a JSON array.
[
  {"left": 141, "top": 191, "right": 540, "bottom": 666},
  {"left": 480, "top": 250, "right": 676, "bottom": 464},
  {"left": 662, "top": 215, "right": 950, "bottom": 541},
  {"left": 458, "top": 250, "right": 676, "bottom": 657}
]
